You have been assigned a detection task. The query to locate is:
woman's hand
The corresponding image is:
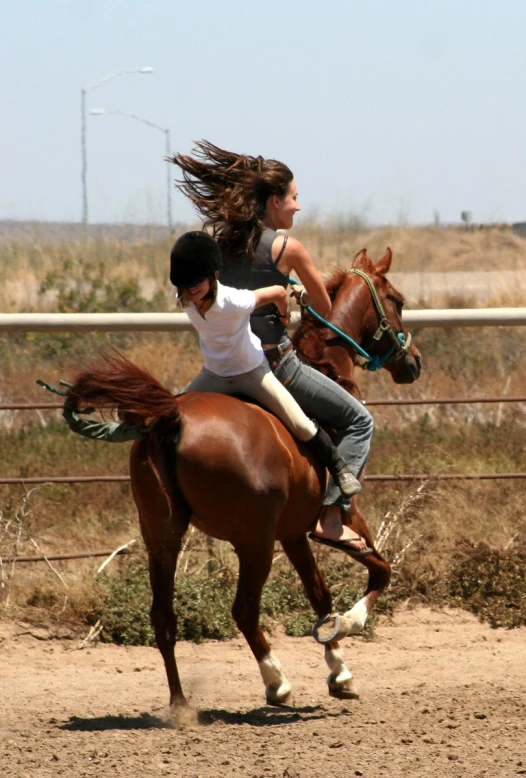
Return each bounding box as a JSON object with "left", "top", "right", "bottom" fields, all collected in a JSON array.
[{"left": 290, "top": 285, "right": 308, "bottom": 307}]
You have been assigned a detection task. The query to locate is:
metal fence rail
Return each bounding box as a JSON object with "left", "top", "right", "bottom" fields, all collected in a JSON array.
[
  {"left": 2, "top": 396, "right": 525, "bottom": 412},
  {"left": 1, "top": 307, "right": 526, "bottom": 332},
  {"left": 1, "top": 549, "right": 134, "bottom": 564},
  {"left": 0, "top": 476, "right": 129, "bottom": 484},
  {"left": 1, "top": 395, "right": 524, "bottom": 485},
  {"left": 1, "top": 472, "right": 525, "bottom": 486}
]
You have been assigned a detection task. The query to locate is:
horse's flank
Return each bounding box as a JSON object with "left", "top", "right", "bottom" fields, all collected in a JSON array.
[
  {"left": 143, "top": 390, "right": 325, "bottom": 544},
  {"left": 66, "top": 349, "right": 327, "bottom": 548}
]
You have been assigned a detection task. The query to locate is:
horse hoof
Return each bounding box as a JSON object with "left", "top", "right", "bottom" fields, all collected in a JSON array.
[
  {"left": 265, "top": 681, "right": 293, "bottom": 707},
  {"left": 167, "top": 700, "right": 198, "bottom": 728},
  {"left": 312, "top": 614, "right": 350, "bottom": 644},
  {"left": 328, "top": 676, "right": 360, "bottom": 700}
]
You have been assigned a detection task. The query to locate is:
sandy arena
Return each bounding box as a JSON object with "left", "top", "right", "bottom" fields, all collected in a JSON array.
[{"left": 1, "top": 607, "right": 525, "bottom": 778}]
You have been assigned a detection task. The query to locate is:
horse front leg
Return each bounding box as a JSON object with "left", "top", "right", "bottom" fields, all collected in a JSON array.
[
  {"left": 313, "top": 498, "right": 392, "bottom": 643},
  {"left": 281, "top": 534, "right": 359, "bottom": 700},
  {"left": 233, "top": 538, "right": 293, "bottom": 707},
  {"left": 343, "top": 498, "right": 392, "bottom": 630}
]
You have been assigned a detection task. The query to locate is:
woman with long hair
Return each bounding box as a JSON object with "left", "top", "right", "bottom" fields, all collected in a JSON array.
[{"left": 168, "top": 142, "right": 374, "bottom": 556}]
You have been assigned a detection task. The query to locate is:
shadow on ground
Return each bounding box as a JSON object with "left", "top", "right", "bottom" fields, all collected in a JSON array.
[{"left": 59, "top": 704, "right": 352, "bottom": 731}]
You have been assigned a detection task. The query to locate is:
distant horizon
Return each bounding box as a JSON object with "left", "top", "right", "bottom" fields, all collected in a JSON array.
[{"left": 2, "top": 215, "right": 525, "bottom": 230}]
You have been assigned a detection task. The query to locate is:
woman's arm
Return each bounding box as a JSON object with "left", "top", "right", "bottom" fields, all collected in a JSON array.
[{"left": 272, "top": 236, "right": 331, "bottom": 317}]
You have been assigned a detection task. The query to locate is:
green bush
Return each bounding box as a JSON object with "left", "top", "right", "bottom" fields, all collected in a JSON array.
[
  {"left": 94, "top": 556, "right": 156, "bottom": 646},
  {"left": 381, "top": 545, "right": 526, "bottom": 630},
  {"left": 446, "top": 545, "right": 526, "bottom": 629},
  {"left": 22, "top": 256, "right": 170, "bottom": 361},
  {"left": 91, "top": 554, "right": 372, "bottom": 645},
  {"left": 94, "top": 555, "right": 239, "bottom": 645}
]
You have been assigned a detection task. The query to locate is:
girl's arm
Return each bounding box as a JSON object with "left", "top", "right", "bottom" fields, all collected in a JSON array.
[
  {"left": 272, "top": 236, "right": 331, "bottom": 317},
  {"left": 253, "top": 285, "right": 289, "bottom": 319}
]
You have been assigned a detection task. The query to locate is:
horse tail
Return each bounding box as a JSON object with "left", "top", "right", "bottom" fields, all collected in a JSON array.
[{"left": 67, "top": 350, "right": 180, "bottom": 426}]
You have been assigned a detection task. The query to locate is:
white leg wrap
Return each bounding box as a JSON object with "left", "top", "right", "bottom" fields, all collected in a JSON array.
[
  {"left": 325, "top": 645, "right": 352, "bottom": 684},
  {"left": 343, "top": 596, "right": 369, "bottom": 634},
  {"left": 259, "top": 652, "right": 284, "bottom": 686},
  {"left": 259, "top": 652, "right": 292, "bottom": 701}
]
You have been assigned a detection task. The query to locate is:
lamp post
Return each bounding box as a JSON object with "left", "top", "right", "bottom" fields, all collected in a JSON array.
[
  {"left": 90, "top": 109, "right": 173, "bottom": 231},
  {"left": 81, "top": 67, "right": 153, "bottom": 237}
]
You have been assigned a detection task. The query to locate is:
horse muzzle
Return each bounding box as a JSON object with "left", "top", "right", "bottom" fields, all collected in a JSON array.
[{"left": 389, "top": 350, "right": 422, "bottom": 384}]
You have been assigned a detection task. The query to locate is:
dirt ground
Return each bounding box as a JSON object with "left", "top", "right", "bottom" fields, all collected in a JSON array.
[{"left": 1, "top": 607, "right": 525, "bottom": 778}]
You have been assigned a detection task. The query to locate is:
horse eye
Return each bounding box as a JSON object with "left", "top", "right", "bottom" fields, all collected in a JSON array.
[{"left": 388, "top": 295, "right": 404, "bottom": 311}]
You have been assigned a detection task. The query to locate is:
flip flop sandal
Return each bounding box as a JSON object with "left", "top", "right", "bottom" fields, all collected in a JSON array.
[{"left": 308, "top": 532, "right": 373, "bottom": 558}]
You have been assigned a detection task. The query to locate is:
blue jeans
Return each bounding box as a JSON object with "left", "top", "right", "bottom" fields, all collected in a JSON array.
[{"left": 273, "top": 350, "right": 374, "bottom": 509}]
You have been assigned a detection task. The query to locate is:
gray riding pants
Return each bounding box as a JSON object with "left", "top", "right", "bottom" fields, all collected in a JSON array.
[
  {"left": 272, "top": 350, "right": 374, "bottom": 509},
  {"left": 183, "top": 361, "right": 317, "bottom": 442}
]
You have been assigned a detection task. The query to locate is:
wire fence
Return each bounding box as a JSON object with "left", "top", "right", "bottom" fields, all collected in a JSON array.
[
  {"left": 2, "top": 394, "right": 523, "bottom": 563},
  {"left": 1, "top": 396, "right": 525, "bottom": 411},
  {"left": 1, "top": 396, "right": 524, "bottom": 487}
]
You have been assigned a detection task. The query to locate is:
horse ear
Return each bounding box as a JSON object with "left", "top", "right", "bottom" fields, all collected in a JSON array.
[
  {"left": 352, "top": 248, "right": 374, "bottom": 272},
  {"left": 375, "top": 247, "right": 393, "bottom": 275}
]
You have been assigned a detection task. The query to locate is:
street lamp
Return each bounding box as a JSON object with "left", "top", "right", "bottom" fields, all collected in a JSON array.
[
  {"left": 81, "top": 67, "right": 153, "bottom": 236},
  {"left": 90, "top": 109, "right": 173, "bottom": 231}
]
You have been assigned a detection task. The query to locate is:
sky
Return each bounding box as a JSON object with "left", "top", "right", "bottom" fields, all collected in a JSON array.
[{"left": 2, "top": 0, "right": 526, "bottom": 228}]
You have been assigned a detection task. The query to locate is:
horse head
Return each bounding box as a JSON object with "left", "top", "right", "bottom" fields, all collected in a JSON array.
[
  {"left": 349, "top": 247, "right": 421, "bottom": 383},
  {"left": 293, "top": 248, "right": 422, "bottom": 388}
]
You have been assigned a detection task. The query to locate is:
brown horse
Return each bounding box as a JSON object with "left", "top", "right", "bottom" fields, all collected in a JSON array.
[{"left": 66, "top": 247, "right": 421, "bottom": 712}]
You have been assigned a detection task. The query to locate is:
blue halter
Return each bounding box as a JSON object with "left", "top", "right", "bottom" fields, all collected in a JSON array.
[{"left": 290, "top": 271, "right": 411, "bottom": 372}]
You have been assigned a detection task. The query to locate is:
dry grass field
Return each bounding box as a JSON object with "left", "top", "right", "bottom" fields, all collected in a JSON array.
[
  {"left": 1, "top": 221, "right": 526, "bottom": 311},
  {"left": 0, "top": 222, "right": 524, "bottom": 641}
]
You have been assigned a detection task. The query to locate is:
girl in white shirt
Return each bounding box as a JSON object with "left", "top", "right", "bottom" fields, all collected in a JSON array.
[{"left": 171, "top": 231, "right": 362, "bottom": 504}]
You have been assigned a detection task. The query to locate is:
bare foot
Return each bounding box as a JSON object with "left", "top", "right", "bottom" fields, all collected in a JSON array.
[{"left": 312, "top": 505, "right": 368, "bottom": 552}]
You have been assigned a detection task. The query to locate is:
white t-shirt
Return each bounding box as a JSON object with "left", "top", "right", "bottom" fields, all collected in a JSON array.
[{"left": 185, "top": 282, "right": 265, "bottom": 377}]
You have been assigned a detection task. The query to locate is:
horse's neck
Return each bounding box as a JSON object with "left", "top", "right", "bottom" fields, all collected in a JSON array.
[
  {"left": 294, "top": 275, "right": 369, "bottom": 394},
  {"left": 329, "top": 274, "right": 371, "bottom": 345}
]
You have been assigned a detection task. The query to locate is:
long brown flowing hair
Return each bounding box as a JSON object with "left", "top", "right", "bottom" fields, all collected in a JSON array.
[{"left": 166, "top": 140, "right": 293, "bottom": 258}]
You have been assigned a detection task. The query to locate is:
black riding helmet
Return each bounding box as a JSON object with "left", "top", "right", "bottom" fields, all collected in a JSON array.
[{"left": 169, "top": 231, "right": 221, "bottom": 288}]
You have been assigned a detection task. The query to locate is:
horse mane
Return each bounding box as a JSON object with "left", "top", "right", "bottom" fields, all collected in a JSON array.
[
  {"left": 293, "top": 267, "right": 359, "bottom": 397},
  {"left": 324, "top": 267, "right": 348, "bottom": 301},
  {"left": 67, "top": 350, "right": 179, "bottom": 425}
]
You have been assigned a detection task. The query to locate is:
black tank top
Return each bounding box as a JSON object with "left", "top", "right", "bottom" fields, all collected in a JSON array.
[{"left": 219, "top": 228, "right": 289, "bottom": 345}]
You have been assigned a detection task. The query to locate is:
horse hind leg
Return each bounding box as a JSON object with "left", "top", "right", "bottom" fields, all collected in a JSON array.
[
  {"left": 233, "top": 538, "right": 293, "bottom": 707},
  {"left": 138, "top": 501, "right": 191, "bottom": 711},
  {"left": 132, "top": 438, "right": 192, "bottom": 713},
  {"left": 280, "top": 534, "right": 359, "bottom": 700},
  {"left": 148, "top": 543, "right": 189, "bottom": 712}
]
